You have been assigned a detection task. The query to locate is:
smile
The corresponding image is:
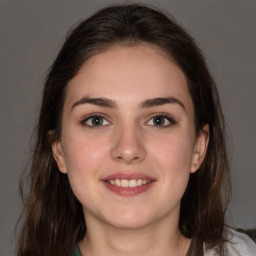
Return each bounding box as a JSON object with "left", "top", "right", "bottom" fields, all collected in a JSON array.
[
  {"left": 107, "top": 179, "right": 151, "bottom": 188},
  {"left": 102, "top": 173, "right": 156, "bottom": 196}
]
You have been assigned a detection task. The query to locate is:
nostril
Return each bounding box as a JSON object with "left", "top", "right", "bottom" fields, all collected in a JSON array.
[{"left": 111, "top": 134, "right": 146, "bottom": 164}]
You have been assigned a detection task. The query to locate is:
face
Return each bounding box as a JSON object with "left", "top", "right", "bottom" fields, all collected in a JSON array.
[{"left": 52, "top": 45, "right": 208, "bottom": 230}]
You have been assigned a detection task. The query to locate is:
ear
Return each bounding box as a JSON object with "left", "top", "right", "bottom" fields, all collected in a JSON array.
[
  {"left": 190, "top": 124, "right": 209, "bottom": 173},
  {"left": 49, "top": 131, "right": 68, "bottom": 174}
]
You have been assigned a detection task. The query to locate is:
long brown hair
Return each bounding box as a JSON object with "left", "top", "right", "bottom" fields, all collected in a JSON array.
[{"left": 17, "top": 4, "right": 231, "bottom": 256}]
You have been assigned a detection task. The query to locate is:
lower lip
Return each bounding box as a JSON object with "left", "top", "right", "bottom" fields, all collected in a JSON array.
[{"left": 103, "top": 181, "right": 154, "bottom": 196}]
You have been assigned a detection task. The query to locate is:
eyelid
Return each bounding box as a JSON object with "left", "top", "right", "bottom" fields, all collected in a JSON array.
[
  {"left": 145, "top": 113, "right": 176, "bottom": 127},
  {"left": 80, "top": 113, "right": 112, "bottom": 128},
  {"left": 79, "top": 112, "right": 176, "bottom": 128}
]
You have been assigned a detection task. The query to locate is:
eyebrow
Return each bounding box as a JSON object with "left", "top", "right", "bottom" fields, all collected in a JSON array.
[
  {"left": 71, "top": 96, "right": 185, "bottom": 111},
  {"left": 71, "top": 97, "right": 117, "bottom": 110},
  {"left": 139, "top": 97, "right": 185, "bottom": 110}
]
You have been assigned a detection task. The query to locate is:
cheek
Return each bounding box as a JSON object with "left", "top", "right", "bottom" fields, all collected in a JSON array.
[
  {"left": 62, "top": 133, "right": 110, "bottom": 207},
  {"left": 61, "top": 131, "right": 108, "bottom": 185},
  {"left": 157, "top": 136, "right": 194, "bottom": 204},
  {"left": 148, "top": 131, "right": 195, "bottom": 196},
  {"left": 152, "top": 133, "right": 194, "bottom": 171},
  {"left": 63, "top": 131, "right": 108, "bottom": 172}
]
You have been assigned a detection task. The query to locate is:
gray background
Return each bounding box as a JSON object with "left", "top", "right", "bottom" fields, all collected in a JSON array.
[{"left": 0, "top": 0, "right": 255, "bottom": 255}]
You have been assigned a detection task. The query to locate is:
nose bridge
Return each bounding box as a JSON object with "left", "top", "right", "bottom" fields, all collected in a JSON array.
[{"left": 111, "top": 120, "right": 146, "bottom": 164}]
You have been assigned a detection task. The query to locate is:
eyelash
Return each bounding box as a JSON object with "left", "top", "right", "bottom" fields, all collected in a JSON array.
[
  {"left": 80, "top": 113, "right": 111, "bottom": 129},
  {"left": 80, "top": 113, "right": 176, "bottom": 129},
  {"left": 145, "top": 113, "right": 176, "bottom": 128}
]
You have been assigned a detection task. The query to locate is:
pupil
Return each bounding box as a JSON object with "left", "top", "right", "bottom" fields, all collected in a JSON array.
[
  {"left": 92, "top": 117, "right": 102, "bottom": 126},
  {"left": 154, "top": 117, "right": 163, "bottom": 126}
]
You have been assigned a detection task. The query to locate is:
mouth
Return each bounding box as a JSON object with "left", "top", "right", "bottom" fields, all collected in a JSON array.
[
  {"left": 106, "top": 179, "right": 152, "bottom": 187},
  {"left": 102, "top": 173, "right": 156, "bottom": 196}
]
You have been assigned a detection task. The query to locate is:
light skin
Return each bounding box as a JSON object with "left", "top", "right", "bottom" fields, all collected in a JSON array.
[{"left": 52, "top": 44, "right": 209, "bottom": 256}]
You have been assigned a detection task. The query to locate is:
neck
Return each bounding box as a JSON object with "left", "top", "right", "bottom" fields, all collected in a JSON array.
[{"left": 78, "top": 216, "right": 191, "bottom": 256}]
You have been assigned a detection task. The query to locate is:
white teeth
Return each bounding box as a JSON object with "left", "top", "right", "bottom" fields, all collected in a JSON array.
[
  {"left": 108, "top": 179, "right": 151, "bottom": 188},
  {"left": 137, "top": 179, "right": 142, "bottom": 186},
  {"left": 129, "top": 179, "right": 137, "bottom": 188},
  {"left": 120, "top": 179, "right": 129, "bottom": 187},
  {"left": 115, "top": 179, "right": 121, "bottom": 186}
]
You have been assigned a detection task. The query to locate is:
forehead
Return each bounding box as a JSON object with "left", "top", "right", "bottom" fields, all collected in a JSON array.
[{"left": 65, "top": 44, "right": 193, "bottom": 112}]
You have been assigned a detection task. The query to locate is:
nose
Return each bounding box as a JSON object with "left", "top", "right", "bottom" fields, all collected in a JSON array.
[{"left": 111, "top": 125, "right": 146, "bottom": 164}]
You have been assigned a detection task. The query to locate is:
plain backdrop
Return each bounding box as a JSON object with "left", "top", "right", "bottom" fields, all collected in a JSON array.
[{"left": 0, "top": 0, "right": 255, "bottom": 255}]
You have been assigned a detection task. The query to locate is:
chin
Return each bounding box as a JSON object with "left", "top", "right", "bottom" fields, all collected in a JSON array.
[
  {"left": 108, "top": 218, "right": 150, "bottom": 230},
  {"left": 103, "top": 208, "right": 153, "bottom": 229}
]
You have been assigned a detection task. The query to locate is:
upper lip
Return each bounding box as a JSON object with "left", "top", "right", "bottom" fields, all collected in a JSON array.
[{"left": 102, "top": 172, "right": 156, "bottom": 181}]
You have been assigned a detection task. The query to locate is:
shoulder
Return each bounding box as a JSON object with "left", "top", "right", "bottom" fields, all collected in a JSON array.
[
  {"left": 225, "top": 228, "right": 256, "bottom": 255},
  {"left": 205, "top": 228, "right": 256, "bottom": 256}
]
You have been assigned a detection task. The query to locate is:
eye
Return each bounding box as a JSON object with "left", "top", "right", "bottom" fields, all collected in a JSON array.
[
  {"left": 146, "top": 114, "right": 176, "bottom": 127},
  {"left": 81, "top": 114, "right": 111, "bottom": 128}
]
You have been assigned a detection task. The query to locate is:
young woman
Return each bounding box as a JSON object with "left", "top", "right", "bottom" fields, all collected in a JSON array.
[{"left": 17, "top": 4, "right": 256, "bottom": 256}]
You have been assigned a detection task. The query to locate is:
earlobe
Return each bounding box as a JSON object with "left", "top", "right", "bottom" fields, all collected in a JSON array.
[
  {"left": 191, "top": 153, "right": 200, "bottom": 173},
  {"left": 51, "top": 140, "right": 68, "bottom": 174},
  {"left": 191, "top": 124, "right": 209, "bottom": 173}
]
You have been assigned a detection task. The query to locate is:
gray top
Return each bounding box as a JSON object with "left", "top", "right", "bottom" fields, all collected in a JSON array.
[{"left": 205, "top": 229, "right": 256, "bottom": 256}]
